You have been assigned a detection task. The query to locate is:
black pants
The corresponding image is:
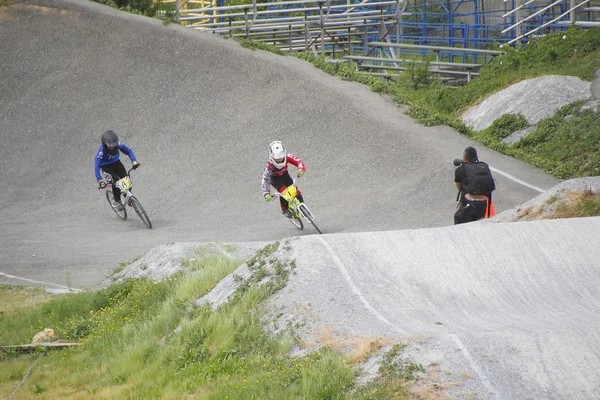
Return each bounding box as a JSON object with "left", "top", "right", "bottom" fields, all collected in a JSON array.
[
  {"left": 101, "top": 160, "right": 128, "bottom": 202},
  {"left": 270, "top": 172, "right": 304, "bottom": 211},
  {"left": 454, "top": 198, "right": 488, "bottom": 225}
]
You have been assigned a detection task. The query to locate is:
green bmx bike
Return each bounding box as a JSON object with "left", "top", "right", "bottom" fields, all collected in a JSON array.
[{"left": 272, "top": 180, "right": 322, "bottom": 234}]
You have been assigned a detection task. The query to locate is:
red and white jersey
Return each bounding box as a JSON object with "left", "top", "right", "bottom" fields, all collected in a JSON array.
[{"left": 262, "top": 154, "right": 306, "bottom": 195}]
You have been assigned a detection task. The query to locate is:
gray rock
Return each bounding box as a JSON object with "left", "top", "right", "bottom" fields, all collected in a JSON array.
[
  {"left": 501, "top": 125, "right": 537, "bottom": 145},
  {"left": 591, "top": 77, "right": 600, "bottom": 100},
  {"left": 101, "top": 241, "right": 266, "bottom": 287},
  {"left": 594, "top": 69, "right": 600, "bottom": 79},
  {"left": 462, "top": 76, "right": 591, "bottom": 131},
  {"left": 581, "top": 99, "right": 600, "bottom": 112}
]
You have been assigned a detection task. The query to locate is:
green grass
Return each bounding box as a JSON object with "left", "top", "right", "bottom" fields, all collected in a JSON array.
[
  {"left": 92, "top": 0, "right": 176, "bottom": 20},
  {"left": 0, "top": 247, "right": 419, "bottom": 399},
  {"left": 0, "top": 286, "right": 52, "bottom": 320}
]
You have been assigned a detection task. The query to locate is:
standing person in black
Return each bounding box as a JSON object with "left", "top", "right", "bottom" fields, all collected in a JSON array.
[{"left": 454, "top": 146, "right": 496, "bottom": 224}]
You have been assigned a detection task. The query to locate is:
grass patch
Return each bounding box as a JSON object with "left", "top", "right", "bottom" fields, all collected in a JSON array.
[
  {"left": 0, "top": 246, "right": 422, "bottom": 399},
  {"left": 514, "top": 190, "right": 600, "bottom": 220},
  {"left": 235, "top": 38, "right": 284, "bottom": 55},
  {"left": 0, "top": 285, "right": 53, "bottom": 320},
  {"left": 92, "top": 0, "right": 176, "bottom": 21},
  {"left": 531, "top": 190, "right": 600, "bottom": 220}
]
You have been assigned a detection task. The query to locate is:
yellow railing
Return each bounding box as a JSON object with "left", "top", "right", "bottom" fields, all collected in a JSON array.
[{"left": 158, "top": 0, "right": 218, "bottom": 24}]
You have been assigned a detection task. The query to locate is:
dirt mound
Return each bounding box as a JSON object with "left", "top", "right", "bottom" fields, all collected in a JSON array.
[{"left": 488, "top": 176, "right": 600, "bottom": 222}]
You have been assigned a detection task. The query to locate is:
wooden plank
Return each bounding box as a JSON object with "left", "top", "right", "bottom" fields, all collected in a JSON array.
[{"left": 1, "top": 342, "right": 81, "bottom": 353}]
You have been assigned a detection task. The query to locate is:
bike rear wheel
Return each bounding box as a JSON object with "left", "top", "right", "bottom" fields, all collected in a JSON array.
[
  {"left": 129, "top": 196, "right": 152, "bottom": 229},
  {"left": 299, "top": 204, "right": 322, "bottom": 234},
  {"left": 106, "top": 189, "right": 127, "bottom": 220}
]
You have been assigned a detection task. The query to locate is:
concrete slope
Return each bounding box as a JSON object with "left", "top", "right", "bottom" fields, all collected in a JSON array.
[
  {"left": 0, "top": 0, "right": 558, "bottom": 288},
  {"left": 267, "top": 217, "right": 600, "bottom": 399}
]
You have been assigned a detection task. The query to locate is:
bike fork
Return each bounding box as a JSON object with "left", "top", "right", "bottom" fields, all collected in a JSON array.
[
  {"left": 121, "top": 192, "right": 131, "bottom": 207},
  {"left": 298, "top": 202, "right": 314, "bottom": 220}
]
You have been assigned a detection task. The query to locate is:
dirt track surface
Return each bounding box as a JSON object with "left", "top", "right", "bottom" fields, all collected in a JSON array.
[
  {"left": 2, "top": 1, "right": 600, "bottom": 398},
  {"left": 267, "top": 218, "right": 600, "bottom": 399},
  {"left": 0, "top": 0, "right": 559, "bottom": 289}
]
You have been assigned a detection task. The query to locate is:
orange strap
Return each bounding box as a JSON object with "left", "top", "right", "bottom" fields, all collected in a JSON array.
[{"left": 485, "top": 198, "right": 496, "bottom": 218}]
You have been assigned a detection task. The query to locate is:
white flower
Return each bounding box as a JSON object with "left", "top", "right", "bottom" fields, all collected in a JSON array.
[{"left": 562, "top": 35, "right": 567, "bottom": 40}]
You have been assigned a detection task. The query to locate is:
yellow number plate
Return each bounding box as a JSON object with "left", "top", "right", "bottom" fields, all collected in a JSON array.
[
  {"left": 281, "top": 185, "right": 297, "bottom": 201},
  {"left": 115, "top": 176, "right": 132, "bottom": 191}
]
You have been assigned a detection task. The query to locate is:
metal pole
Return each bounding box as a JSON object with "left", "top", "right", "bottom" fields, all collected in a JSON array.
[
  {"left": 364, "top": 19, "right": 368, "bottom": 55},
  {"left": 176, "top": 0, "right": 180, "bottom": 22},
  {"left": 422, "top": 0, "right": 426, "bottom": 44},
  {"left": 320, "top": 2, "right": 325, "bottom": 56},
  {"left": 516, "top": 3, "right": 522, "bottom": 47}
]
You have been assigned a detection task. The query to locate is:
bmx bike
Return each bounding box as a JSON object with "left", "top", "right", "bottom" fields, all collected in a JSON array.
[
  {"left": 102, "top": 168, "right": 152, "bottom": 229},
  {"left": 272, "top": 180, "right": 322, "bottom": 234}
]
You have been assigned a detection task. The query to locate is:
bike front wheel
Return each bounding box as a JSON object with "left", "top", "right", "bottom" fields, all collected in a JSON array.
[
  {"left": 299, "top": 204, "right": 322, "bottom": 234},
  {"left": 106, "top": 189, "right": 127, "bottom": 220},
  {"left": 288, "top": 213, "right": 304, "bottom": 230},
  {"left": 129, "top": 196, "right": 152, "bottom": 229}
]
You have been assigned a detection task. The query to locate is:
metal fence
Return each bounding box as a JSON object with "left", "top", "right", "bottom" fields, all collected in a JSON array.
[{"left": 173, "top": 0, "right": 599, "bottom": 84}]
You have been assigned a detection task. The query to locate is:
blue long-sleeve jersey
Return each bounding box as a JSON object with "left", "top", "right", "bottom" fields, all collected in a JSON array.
[{"left": 94, "top": 142, "right": 137, "bottom": 181}]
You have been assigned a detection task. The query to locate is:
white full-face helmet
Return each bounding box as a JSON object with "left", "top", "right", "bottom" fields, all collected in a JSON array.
[{"left": 269, "top": 141, "right": 287, "bottom": 169}]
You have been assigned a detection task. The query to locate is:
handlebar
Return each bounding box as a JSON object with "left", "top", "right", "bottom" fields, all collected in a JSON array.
[{"left": 98, "top": 164, "right": 139, "bottom": 189}]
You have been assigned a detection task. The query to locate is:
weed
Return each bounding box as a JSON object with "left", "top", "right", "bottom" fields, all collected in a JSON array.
[
  {"left": 380, "top": 343, "right": 424, "bottom": 381},
  {"left": 487, "top": 113, "right": 529, "bottom": 140},
  {"left": 546, "top": 195, "right": 558, "bottom": 205},
  {"left": 236, "top": 38, "right": 284, "bottom": 55},
  {"left": 224, "top": 244, "right": 237, "bottom": 253},
  {"left": 34, "top": 383, "right": 46, "bottom": 394}
]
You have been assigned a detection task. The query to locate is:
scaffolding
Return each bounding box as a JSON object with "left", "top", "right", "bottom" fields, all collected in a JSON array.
[
  {"left": 384, "top": 0, "right": 599, "bottom": 48},
  {"left": 177, "top": 0, "right": 599, "bottom": 65}
]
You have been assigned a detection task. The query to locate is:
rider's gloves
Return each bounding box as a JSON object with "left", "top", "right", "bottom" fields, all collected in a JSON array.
[
  {"left": 132, "top": 161, "right": 140, "bottom": 169},
  {"left": 264, "top": 194, "right": 272, "bottom": 202},
  {"left": 98, "top": 180, "right": 106, "bottom": 189},
  {"left": 297, "top": 170, "right": 305, "bottom": 178}
]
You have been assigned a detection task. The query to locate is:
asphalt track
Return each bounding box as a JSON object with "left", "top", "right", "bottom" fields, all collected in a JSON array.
[
  {"left": 0, "top": 0, "right": 559, "bottom": 289},
  {"left": 274, "top": 218, "right": 600, "bottom": 399},
  {"left": 1, "top": 1, "right": 599, "bottom": 398}
]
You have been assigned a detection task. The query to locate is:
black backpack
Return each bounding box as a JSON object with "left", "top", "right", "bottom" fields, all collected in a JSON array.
[{"left": 463, "top": 161, "right": 495, "bottom": 195}]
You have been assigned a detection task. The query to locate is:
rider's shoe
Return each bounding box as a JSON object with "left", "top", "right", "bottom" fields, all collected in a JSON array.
[
  {"left": 283, "top": 209, "right": 294, "bottom": 218},
  {"left": 113, "top": 201, "right": 124, "bottom": 211}
]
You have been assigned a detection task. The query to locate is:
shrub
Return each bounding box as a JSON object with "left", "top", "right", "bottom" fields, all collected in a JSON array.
[{"left": 487, "top": 114, "right": 529, "bottom": 140}]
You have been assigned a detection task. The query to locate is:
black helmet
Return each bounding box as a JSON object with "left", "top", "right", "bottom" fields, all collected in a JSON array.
[{"left": 101, "top": 130, "right": 119, "bottom": 149}]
